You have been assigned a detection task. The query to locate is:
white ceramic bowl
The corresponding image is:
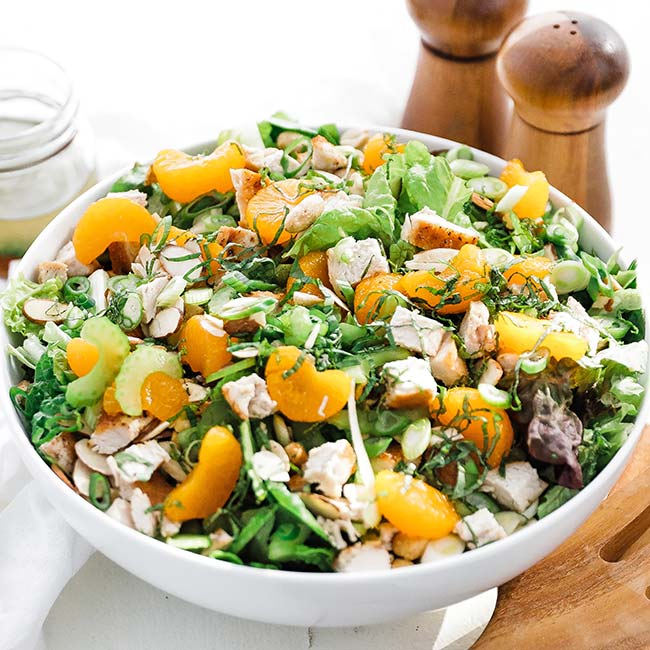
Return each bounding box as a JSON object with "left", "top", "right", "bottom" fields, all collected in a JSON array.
[{"left": 2, "top": 127, "right": 649, "bottom": 627}]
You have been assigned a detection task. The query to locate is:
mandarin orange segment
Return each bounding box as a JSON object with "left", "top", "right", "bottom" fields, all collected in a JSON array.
[
  {"left": 265, "top": 346, "right": 349, "bottom": 422},
  {"left": 152, "top": 141, "right": 246, "bottom": 203},
  {"left": 499, "top": 159, "right": 549, "bottom": 219},
  {"left": 432, "top": 387, "right": 514, "bottom": 468},
  {"left": 353, "top": 273, "right": 403, "bottom": 324},
  {"left": 494, "top": 311, "right": 588, "bottom": 362},
  {"left": 165, "top": 425, "right": 242, "bottom": 522},
  {"left": 141, "top": 371, "right": 189, "bottom": 421},
  {"left": 66, "top": 338, "right": 99, "bottom": 377},
  {"left": 362, "top": 133, "right": 406, "bottom": 174},
  {"left": 246, "top": 179, "right": 315, "bottom": 245},
  {"left": 181, "top": 315, "right": 232, "bottom": 378},
  {"left": 102, "top": 384, "right": 122, "bottom": 416},
  {"left": 287, "top": 250, "right": 332, "bottom": 298},
  {"left": 396, "top": 244, "right": 490, "bottom": 314},
  {"left": 375, "top": 470, "right": 459, "bottom": 539},
  {"left": 503, "top": 256, "right": 554, "bottom": 296},
  {"left": 72, "top": 197, "right": 158, "bottom": 265}
]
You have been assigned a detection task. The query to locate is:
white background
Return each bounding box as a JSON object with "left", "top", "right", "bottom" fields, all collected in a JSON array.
[{"left": 2, "top": 0, "right": 649, "bottom": 648}]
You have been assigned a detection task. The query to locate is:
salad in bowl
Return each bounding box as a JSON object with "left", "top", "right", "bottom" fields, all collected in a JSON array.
[{"left": 2, "top": 116, "right": 646, "bottom": 575}]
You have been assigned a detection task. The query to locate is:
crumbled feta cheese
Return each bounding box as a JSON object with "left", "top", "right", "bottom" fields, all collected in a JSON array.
[
  {"left": 333, "top": 541, "right": 392, "bottom": 572},
  {"left": 454, "top": 508, "right": 507, "bottom": 549},
  {"left": 480, "top": 461, "right": 548, "bottom": 513},
  {"left": 303, "top": 439, "right": 357, "bottom": 498},
  {"left": 326, "top": 237, "right": 389, "bottom": 290},
  {"left": 383, "top": 357, "right": 438, "bottom": 408},
  {"left": 459, "top": 301, "right": 496, "bottom": 355},
  {"left": 252, "top": 440, "right": 291, "bottom": 482},
  {"left": 222, "top": 373, "right": 277, "bottom": 420},
  {"left": 389, "top": 306, "right": 445, "bottom": 357},
  {"left": 317, "top": 516, "right": 359, "bottom": 550},
  {"left": 551, "top": 297, "right": 600, "bottom": 356},
  {"left": 400, "top": 207, "right": 478, "bottom": 250},
  {"left": 108, "top": 440, "right": 170, "bottom": 484},
  {"left": 106, "top": 189, "right": 148, "bottom": 208}
]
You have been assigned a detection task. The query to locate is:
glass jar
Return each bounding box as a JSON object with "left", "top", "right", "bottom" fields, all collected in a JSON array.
[{"left": 0, "top": 47, "right": 96, "bottom": 259}]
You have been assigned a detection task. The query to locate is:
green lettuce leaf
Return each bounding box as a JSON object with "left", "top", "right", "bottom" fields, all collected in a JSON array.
[
  {"left": 1, "top": 275, "right": 65, "bottom": 336},
  {"left": 537, "top": 485, "right": 578, "bottom": 518},
  {"left": 399, "top": 155, "right": 472, "bottom": 227},
  {"left": 286, "top": 206, "right": 393, "bottom": 258},
  {"left": 362, "top": 165, "right": 396, "bottom": 219}
]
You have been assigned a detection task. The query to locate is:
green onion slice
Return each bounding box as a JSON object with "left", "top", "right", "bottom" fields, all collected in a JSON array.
[
  {"left": 88, "top": 472, "right": 112, "bottom": 512},
  {"left": 550, "top": 260, "right": 591, "bottom": 294},
  {"left": 401, "top": 418, "right": 432, "bottom": 461},
  {"left": 478, "top": 383, "right": 512, "bottom": 409},
  {"left": 215, "top": 296, "right": 277, "bottom": 320}
]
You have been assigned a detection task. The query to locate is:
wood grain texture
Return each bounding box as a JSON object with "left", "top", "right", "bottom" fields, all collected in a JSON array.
[
  {"left": 473, "top": 426, "right": 650, "bottom": 650},
  {"left": 497, "top": 12, "right": 629, "bottom": 230},
  {"left": 402, "top": 0, "right": 527, "bottom": 152}
]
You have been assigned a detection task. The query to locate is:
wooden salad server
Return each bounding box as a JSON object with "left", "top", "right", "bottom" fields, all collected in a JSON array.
[
  {"left": 473, "top": 426, "right": 650, "bottom": 649},
  {"left": 497, "top": 12, "right": 629, "bottom": 232},
  {"left": 402, "top": 0, "right": 528, "bottom": 153}
]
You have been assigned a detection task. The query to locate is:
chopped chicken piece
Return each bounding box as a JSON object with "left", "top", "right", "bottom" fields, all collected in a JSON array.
[
  {"left": 230, "top": 169, "right": 262, "bottom": 225},
  {"left": 284, "top": 194, "right": 325, "bottom": 233},
  {"left": 40, "top": 431, "right": 77, "bottom": 475},
  {"left": 303, "top": 439, "right": 357, "bottom": 498},
  {"left": 243, "top": 146, "right": 300, "bottom": 175},
  {"left": 326, "top": 237, "right": 389, "bottom": 290},
  {"left": 252, "top": 440, "right": 291, "bottom": 482},
  {"left": 339, "top": 128, "right": 370, "bottom": 150},
  {"left": 106, "top": 497, "right": 135, "bottom": 529},
  {"left": 222, "top": 373, "right": 277, "bottom": 420},
  {"left": 108, "top": 440, "right": 170, "bottom": 484},
  {"left": 429, "top": 332, "right": 467, "bottom": 386},
  {"left": 311, "top": 135, "right": 348, "bottom": 172},
  {"left": 389, "top": 306, "right": 446, "bottom": 357},
  {"left": 333, "top": 541, "right": 391, "bottom": 572},
  {"left": 90, "top": 414, "right": 154, "bottom": 455},
  {"left": 108, "top": 241, "right": 140, "bottom": 275},
  {"left": 400, "top": 207, "right": 478, "bottom": 250},
  {"left": 480, "top": 462, "right": 548, "bottom": 513},
  {"left": 383, "top": 357, "right": 438, "bottom": 408},
  {"left": 215, "top": 225, "right": 260, "bottom": 258},
  {"left": 106, "top": 189, "right": 148, "bottom": 208},
  {"left": 318, "top": 516, "right": 359, "bottom": 550},
  {"left": 454, "top": 508, "right": 507, "bottom": 549},
  {"left": 478, "top": 359, "right": 504, "bottom": 386},
  {"left": 130, "top": 487, "right": 158, "bottom": 537},
  {"left": 37, "top": 261, "right": 68, "bottom": 285},
  {"left": 459, "top": 301, "right": 496, "bottom": 356},
  {"left": 55, "top": 241, "right": 98, "bottom": 277},
  {"left": 139, "top": 276, "right": 170, "bottom": 323},
  {"left": 160, "top": 515, "right": 182, "bottom": 538}
]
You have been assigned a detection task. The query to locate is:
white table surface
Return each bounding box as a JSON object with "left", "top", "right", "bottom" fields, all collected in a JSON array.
[{"left": 2, "top": 0, "right": 650, "bottom": 647}]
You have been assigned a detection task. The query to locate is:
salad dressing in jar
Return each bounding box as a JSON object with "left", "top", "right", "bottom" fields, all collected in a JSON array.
[{"left": 0, "top": 48, "right": 95, "bottom": 264}]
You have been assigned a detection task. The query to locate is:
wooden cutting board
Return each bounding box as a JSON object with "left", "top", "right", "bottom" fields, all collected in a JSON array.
[{"left": 473, "top": 425, "right": 650, "bottom": 649}]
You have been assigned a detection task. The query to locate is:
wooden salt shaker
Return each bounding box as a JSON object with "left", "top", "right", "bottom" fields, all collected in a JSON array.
[
  {"left": 497, "top": 12, "right": 629, "bottom": 231},
  {"left": 402, "top": 0, "right": 528, "bottom": 153}
]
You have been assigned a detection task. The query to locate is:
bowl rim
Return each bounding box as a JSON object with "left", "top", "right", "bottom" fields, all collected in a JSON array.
[{"left": 2, "top": 123, "right": 648, "bottom": 585}]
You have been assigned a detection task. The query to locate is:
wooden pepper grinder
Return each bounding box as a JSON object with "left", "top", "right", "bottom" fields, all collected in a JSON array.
[
  {"left": 402, "top": 0, "right": 528, "bottom": 153},
  {"left": 497, "top": 12, "right": 629, "bottom": 231}
]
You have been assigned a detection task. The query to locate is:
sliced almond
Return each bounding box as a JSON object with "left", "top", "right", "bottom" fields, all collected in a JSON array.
[
  {"left": 160, "top": 244, "right": 203, "bottom": 283},
  {"left": 148, "top": 307, "right": 182, "bottom": 338},
  {"left": 22, "top": 298, "right": 69, "bottom": 324},
  {"left": 300, "top": 493, "right": 351, "bottom": 520},
  {"left": 74, "top": 438, "right": 111, "bottom": 474},
  {"left": 471, "top": 192, "right": 494, "bottom": 211},
  {"left": 72, "top": 458, "right": 93, "bottom": 496}
]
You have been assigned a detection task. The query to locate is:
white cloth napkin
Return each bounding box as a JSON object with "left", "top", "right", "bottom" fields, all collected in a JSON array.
[{"left": 0, "top": 427, "right": 93, "bottom": 650}]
